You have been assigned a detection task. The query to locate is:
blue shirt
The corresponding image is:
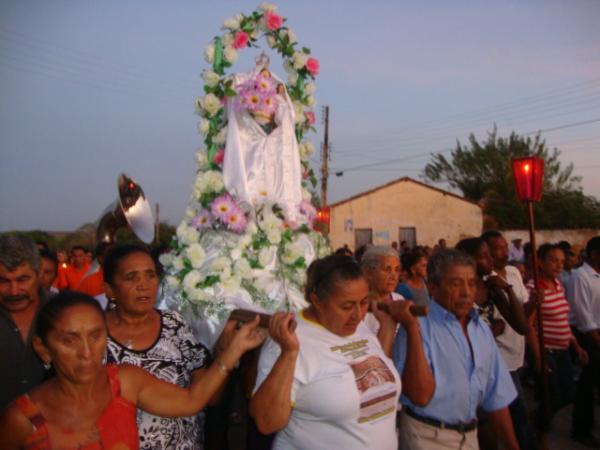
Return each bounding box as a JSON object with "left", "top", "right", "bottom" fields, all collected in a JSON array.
[{"left": 393, "top": 299, "right": 516, "bottom": 423}]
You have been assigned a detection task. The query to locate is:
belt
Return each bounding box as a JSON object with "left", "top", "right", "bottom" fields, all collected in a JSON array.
[{"left": 405, "top": 407, "right": 477, "bottom": 433}]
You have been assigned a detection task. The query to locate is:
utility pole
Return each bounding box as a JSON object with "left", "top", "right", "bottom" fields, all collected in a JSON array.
[{"left": 321, "top": 105, "right": 330, "bottom": 206}]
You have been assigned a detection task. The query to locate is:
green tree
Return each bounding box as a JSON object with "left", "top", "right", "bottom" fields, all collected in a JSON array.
[{"left": 423, "top": 128, "right": 600, "bottom": 229}]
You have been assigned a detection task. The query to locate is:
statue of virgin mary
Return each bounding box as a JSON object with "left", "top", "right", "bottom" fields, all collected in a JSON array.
[{"left": 222, "top": 55, "right": 303, "bottom": 222}]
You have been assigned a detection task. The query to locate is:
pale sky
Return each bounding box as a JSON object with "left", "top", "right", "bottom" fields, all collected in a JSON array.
[{"left": 1, "top": 0, "right": 599, "bottom": 231}]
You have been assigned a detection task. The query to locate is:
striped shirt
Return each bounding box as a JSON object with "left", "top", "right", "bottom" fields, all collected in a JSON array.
[{"left": 526, "top": 278, "right": 572, "bottom": 349}]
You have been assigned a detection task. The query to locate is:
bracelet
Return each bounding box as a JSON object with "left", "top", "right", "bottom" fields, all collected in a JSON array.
[{"left": 216, "top": 359, "right": 231, "bottom": 375}]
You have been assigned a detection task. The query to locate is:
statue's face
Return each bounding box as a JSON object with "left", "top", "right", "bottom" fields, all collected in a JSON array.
[{"left": 260, "top": 68, "right": 271, "bottom": 78}]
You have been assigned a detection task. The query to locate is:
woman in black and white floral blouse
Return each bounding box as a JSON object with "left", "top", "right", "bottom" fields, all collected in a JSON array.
[{"left": 103, "top": 244, "right": 212, "bottom": 450}]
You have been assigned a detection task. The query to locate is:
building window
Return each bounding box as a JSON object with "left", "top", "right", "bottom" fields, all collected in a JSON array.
[
  {"left": 399, "top": 227, "right": 417, "bottom": 249},
  {"left": 354, "top": 229, "right": 373, "bottom": 250}
]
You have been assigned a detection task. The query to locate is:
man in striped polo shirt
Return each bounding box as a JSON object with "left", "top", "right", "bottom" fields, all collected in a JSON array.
[{"left": 526, "top": 243, "right": 588, "bottom": 434}]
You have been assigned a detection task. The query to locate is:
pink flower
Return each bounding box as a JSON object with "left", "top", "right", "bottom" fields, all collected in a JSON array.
[
  {"left": 192, "top": 209, "right": 213, "bottom": 229},
  {"left": 300, "top": 200, "right": 317, "bottom": 221},
  {"left": 305, "top": 111, "right": 316, "bottom": 125},
  {"left": 264, "top": 11, "right": 283, "bottom": 30},
  {"left": 211, "top": 194, "right": 236, "bottom": 221},
  {"left": 213, "top": 148, "right": 225, "bottom": 166},
  {"left": 306, "top": 57, "right": 320, "bottom": 76},
  {"left": 225, "top": 210, "right": 248, "bottom": 233},
  {"left": 233, "top": 31, "right": 249, "bottom": 50}
]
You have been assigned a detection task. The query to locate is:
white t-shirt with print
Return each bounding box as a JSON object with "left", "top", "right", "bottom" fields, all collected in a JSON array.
[
  {"left": 255, "top": 312, "right": 401, "bottom": 450},
  {"left": 491, "top": 265, "right": 529, "bottom": 371}
]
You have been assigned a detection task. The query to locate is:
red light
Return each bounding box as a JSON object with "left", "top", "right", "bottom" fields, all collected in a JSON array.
[
  {"left": 129, "top": 182, "right": 135, "bottom": 190},
  {"left": 512, "top": 157, "right": 544, "bottom": 202}
]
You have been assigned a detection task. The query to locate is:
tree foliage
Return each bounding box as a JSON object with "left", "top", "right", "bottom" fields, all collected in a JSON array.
[{"left": 423, "top": 128, "right": 600, "bottom": 229}]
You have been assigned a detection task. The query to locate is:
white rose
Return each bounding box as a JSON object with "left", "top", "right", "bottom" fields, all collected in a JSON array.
[
  {"left": 294, "top": 102, "right": 306, "bottom": 124},
  {"left": 202, "top": 70, "right": 220, "bottom": 87},
  {"left": 223, "top": 16, "right": 241, "bottom": 30},
  {"left": 204, "top": 44, "right": 215, "bottom": 64},
  {"left": 223, "top": 46, "right": 238, "bottom": 63},
  {"left": 159, "top": 252, "right": 173, "bottom": 267},
  {"left": 288, "top": 72, "right": 298, "bottom": 86},
  {"left": 198, "top": 118, "right": 210, "bottom": 136},
  {"left": 246, "top": 222, "right": 258, "bottom": 236},
  {"left": 266, "top": 228, "right": 282, "bottom": 244},
  {"left": 195, "top": 170, "right": 224, "bottom": 194},
  {"left": 305, "top": 95, "right": 316, "bottom": 107},
  {"left": 172, "top": 255, "right": 185, "bottom": 271},
  {"left": 176, "top": 223, "right": 199, "bottom": 245},
  {"left": 283, "top": 59, "right": 295, "bottom": 74},
  {"left": 234, "top": 258, "right": 252, "bottom": 279},
  {"left": 230, "top": 248, "right": 242, "bottom": 260},
  {"left": 266, "top": 34, "right": 276, "bottom": 48},
  {"left": 221, "top": 275, "right": 241, "bottom": 293},
  {"left": 286, "top": 28, "right": 297, "bottom": 44},
  {"left": 237, "top": 234, "right": 252, "bottom": 250},
  {"left": 302, "top": 188, "right": 312, "bottom": 201},
  {"left": 186, "top": 243, "right": 206, "bottom": 269},
  {"left": 258, "top": 2, "right": 277, "bottom": 12},
  {"left": 258, "top": 246, "right": 277, "bottom": 267},
  {"left": 298, "top": 142, "right": 314, "bottom": 160},
  {"left": 187, "top": 287, "right": 208, "bottom": 304},
  {"left": 293, "top": 269, "right": 306, "bottom": 286},
  {"left": 211, "top": 256, "right": 231, "bottom": 273},
  {"left": 195, "top": 149, "right": 209, "bottom": 169},
  {"left": 200, "top": 93, "right": 221, "bottom": 117},
  {"left": 292, "top": 52, "right": 309, "bottom": 70},
  {"left": 222, "top": 33, "right": 234, "bottom": 47},
  {"left": 304, "top": 82, "right": 316, "bottom": 95},
  {"left": 213, "top": 126, "right": 227, "bottom": 145},
  {"left": 166, "top": 275, "right": 179, "bottom": 289},
  {"left": 183, "top": 270, "right": 202, "bottom": 292}
]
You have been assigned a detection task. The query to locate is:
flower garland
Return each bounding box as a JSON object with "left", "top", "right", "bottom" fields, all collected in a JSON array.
[{"left": 161, "top": 3, "right": 329, "bottom": 318}]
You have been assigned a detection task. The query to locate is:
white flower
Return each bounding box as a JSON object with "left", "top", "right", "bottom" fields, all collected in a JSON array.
[
  {"left": 305, "top": 95, "right": 316, "bottom": 107},
  {"left": 223, "top": 15, "right": 241, "bottom": 30},
  {"left": 258, "top": 2, "right": 277, "bottom": 12},
  {"left": 292, "top": 52, "right": 309, "bottom": 70},
  {"left": 234, "top": 258, "right": 252, "bottom": 279},
  {"left": 230, "top": 248, "right": 242, "bottom": 260},
  {"left": 301, "top": 188, "right": 312, "bottom": 201},
  {"left": 186, "top": 243, "right": 206, "bottom": 269},
  {"left": 288, "top": 72, "right": 298, "bottom": 86},
  {"left": 237, "top": 234, "right": 252, "bottom": 250},
  {"left": 198, "top": 118, "right": 210, "bottom": 135},
  {"left": 172, "top": 255, "right": 185, "bottom": 271},
  {"left": 195, "top": 149, "right": 209, "bottom": 169},
  {"left": 187, "top": 287, "right": 208, "bottom": 304},
  {"left": 292, "top": 269, "right": 306, "bottom": 286},
  {"left": 213, "top": 126, "right": 227, "bottom": 145},
  {"left": 200, "top": 93, "right": 221, "bottom": 117},
  {"left": 258, "top": 246, "right": 277, "bottom": 267},
  {"left": 194, "top": 170, "right": 224, "bottom": 195},
  {"left": 282, "top": 236, "right": 310, "bottom": 265},
  {"left": 293, "top": 102, "right": 306, "bottom": 124},
  {"left": 222, "top": 33, "right": 234, "bottom": 47},
  {"left": 159, "top": 252, "right": 173, "bottom": 267},
  {"left": 184, "top": 207, "right": 196, "bottom": 220},
  {"left": 223, "top": 46, "right": 238, "bottom": 63},
  {"left": 266, "top": 35, "right": 276, "bottom": 48},
  {"left": 285, "top": 28, "right": 297, "bottom": 44},
  {"left": 221, "top": 275, "right": 241, "bottom": 293},
  {"left": 202, "top": 70, "right": 220, "bottom": 87},
  {"left": 304, "top": 82, "right": 316, "bottom": 95},
  {"left": 166, "top": 275, "right": 179, "bottom": 289},
  {"left": 183, "top": 270, "right": 202, "bottom": 292},
  {"left": 298, "top": 141, "right": 315, "bottom": 160},
  {"left": 204, "top": 44, "right": 215, "bottom": 64},
  {"left": 266, "top": 229, "right": 282, "bottom": 244},
  {"left": 176, "top": 223, "right": 200, "bottom": 246},
  {"left": 246, "top": 222, "right": 258, "bottom": 236},
  {"left": 211, "top": 256, "right": 232, "bottom": 274}
]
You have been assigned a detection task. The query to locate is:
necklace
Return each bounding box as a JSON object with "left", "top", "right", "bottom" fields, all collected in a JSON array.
[{"left": 115, "top": 310, "right": 153, "bottom": 350}]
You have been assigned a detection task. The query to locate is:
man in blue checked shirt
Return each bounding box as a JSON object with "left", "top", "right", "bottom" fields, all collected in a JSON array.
[{"left": 393, "top": 249, "right": 519, "bottom": 450}]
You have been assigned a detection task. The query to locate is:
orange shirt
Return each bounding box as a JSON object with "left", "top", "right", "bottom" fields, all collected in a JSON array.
[
  {"left": 77, "top": 269, "right": 105, "bottom": 297},
  {"left": 57, "top": 263, "right": 90, "bottom": 290}
]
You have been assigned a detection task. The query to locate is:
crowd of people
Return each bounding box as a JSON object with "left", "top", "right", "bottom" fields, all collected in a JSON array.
[{"left": 0, "top": 232, "right": 598, "bottom": 449}]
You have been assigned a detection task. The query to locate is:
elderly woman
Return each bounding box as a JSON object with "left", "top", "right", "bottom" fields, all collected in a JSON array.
[
  {"left": 360, "top": 245, "right": 405, "bottom": 355},
  {"left": 0, "top": 291, "right": 265, "bottom": 449},
  {"left": 102, "top": 244, "right": 211, "bottom": 449},
  {"left": 249, "top": 254, "right": 432, "bottom": 450}
]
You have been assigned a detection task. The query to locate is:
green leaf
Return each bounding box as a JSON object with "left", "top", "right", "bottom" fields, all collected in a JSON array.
[
  {"left": 302, "top": 47, "right": 311, "bottom": 54},
  {"left": 199, "top": 275, "right": 220, "bottom": 288},
  {"left": 292, "top": 256, "right": 306, "bottom": 269}
]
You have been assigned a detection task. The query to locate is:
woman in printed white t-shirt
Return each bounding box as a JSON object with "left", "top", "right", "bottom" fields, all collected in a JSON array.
[{"left": 250, "top": 254, "right": 432, "bottom": 450}]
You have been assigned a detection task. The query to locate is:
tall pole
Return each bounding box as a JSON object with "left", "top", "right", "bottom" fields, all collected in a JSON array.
[
  {"left": 528, "top": 201, "right": 550, "bottom": 432},
  {"left": 321, "top": 105, "right": 330, "bottom": 206}
]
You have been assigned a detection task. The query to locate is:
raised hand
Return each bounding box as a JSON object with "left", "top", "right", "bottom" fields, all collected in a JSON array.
[{"left": 268, "top": 312, "right": 299, "bottom": 354}]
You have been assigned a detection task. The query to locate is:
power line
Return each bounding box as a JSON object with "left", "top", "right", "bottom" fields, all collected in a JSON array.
[{"left": 333, "top": 118, "right": 600, "bottom": 175}]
